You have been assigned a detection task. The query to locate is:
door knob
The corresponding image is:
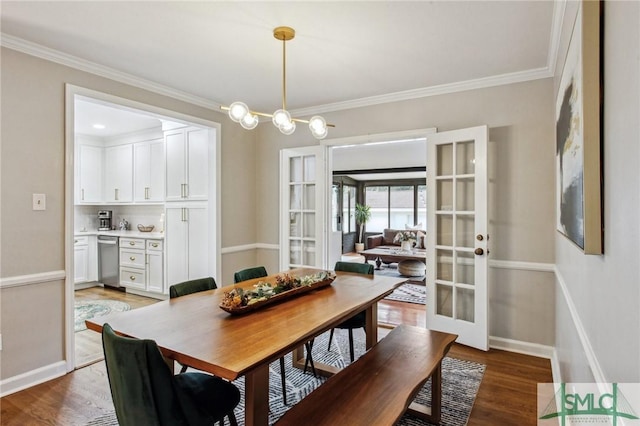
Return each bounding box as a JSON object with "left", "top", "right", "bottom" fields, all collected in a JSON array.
[{"left": 474, "top": 248, "right": 484, "bottom": 256}]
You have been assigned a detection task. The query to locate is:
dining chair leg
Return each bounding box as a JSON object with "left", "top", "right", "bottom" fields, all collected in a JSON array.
[
  {"left": 228, "top": 412, "right": 238, "bottom": 426},
  {"left": 303, "top": 340, "right": 317, "bottom": 377},
  {"left": 327, "top": 328, "right": 335, "bottom": 351},
  {"left": 279, "top": 357, "right": 288, "bottom": 405},
  {"left": 348, "top": 329, "right": 355, "bottom": 363},
  {"left": 179, "top": 364, "right": 188, "bottom": 374}
]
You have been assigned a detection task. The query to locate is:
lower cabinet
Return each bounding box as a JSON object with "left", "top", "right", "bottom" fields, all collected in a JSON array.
[
  {"left": 74, "top": 236, "right": 89, "bottom": 283},
  {"left": 119, "top": 238, "right": 164, "bottom": 294}
]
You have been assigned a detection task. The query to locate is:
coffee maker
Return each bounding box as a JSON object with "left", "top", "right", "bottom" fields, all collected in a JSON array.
[{"left": 98, "top": 210, "right": 113, "bottom": 231}]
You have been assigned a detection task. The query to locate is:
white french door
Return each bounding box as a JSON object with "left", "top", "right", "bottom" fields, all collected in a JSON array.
[
  {"left": 280, "top": 146, "right": 327, "bottom": 270},
  {"left": 426, "top": 126, "right": 489, "bottom": 350}
]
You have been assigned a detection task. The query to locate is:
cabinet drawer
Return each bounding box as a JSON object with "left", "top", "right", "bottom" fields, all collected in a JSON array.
[
  {"left": 74, "top": 236, "right": 89, "bottom": 246},
  {"left": 120, "top": 268, "right": 145, "bottom": 290},
  {"left": 146, "top": 240, "right": 163, "bottom": 251},
  {"left": 120, "top": 248, "right": 145, "bottom": 268},
  {"left": 121, "top": 238, "right": 145, "bottom": 249}
]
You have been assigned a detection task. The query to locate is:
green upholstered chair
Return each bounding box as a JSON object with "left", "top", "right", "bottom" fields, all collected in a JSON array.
[
  {"left": 169, "top": 277, "right": 218, "bottom": 373},
  {"left": 233, "top": 266, "right": 315, "bottom": 405},
  {"left": 169, "top": 276, "right": 217, "bottom": 299},
  {"left": 328, "top": 261, "right": 375, "bottom": 362},
  {"left": 233, "top": 266, "right": 268, "bottom": 283},
  {"left": 102, "top": 323, "right": 240, "bottom": 426}
]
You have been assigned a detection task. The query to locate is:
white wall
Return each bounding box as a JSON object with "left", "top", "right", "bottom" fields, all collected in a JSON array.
[{"left": 554, "top": 1, "right": 640, "bottom": 383}]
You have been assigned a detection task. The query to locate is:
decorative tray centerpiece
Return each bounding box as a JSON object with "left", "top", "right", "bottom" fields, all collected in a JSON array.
[{"left": 219, "top": 270, "right": 336, "bottom": 315}]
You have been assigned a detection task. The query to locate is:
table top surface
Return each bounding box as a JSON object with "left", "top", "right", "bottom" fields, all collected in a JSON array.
[
  {"left": 86, "top": 268, "right": 405, "bottom": 380},
  {"left": 361, "top": 248, "right": 427, "bottom": 260}
]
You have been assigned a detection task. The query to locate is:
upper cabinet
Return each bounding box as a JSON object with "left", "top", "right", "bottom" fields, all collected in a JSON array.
[
  {"left": 104, "top": 144, "right": 133, "bottom": 203},
  {"left": 165, "top": 127, "right": 209, "bottom": 201},
  {"left": 77, "top": 144, "right": 103, "bottom": 204},
  {"left": 134, "top": 139, "right": 165, "bottom": 203}
]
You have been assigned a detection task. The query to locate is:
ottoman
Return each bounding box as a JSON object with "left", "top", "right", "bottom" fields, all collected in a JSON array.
[{"left": 398, "top": 259, "right": 426, "bottom": 277}]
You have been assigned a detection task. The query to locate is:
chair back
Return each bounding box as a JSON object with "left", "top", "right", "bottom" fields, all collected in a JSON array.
[
  {"left": 102, "top": 323, "right": 185, "bottom": 426},
  {"left": 334, "top": 261, "right": 374, "bottom": 276},
  {"left": 234, "top": 266, "right": 268, "bottom": 283},
  {"left": 169, "top": 277, "right": 217, "bottom": 299}
]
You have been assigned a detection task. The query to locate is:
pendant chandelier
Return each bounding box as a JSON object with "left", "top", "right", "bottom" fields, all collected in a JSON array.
[{"left": 221, "top": 26, "right": 333, "bottom": 140}]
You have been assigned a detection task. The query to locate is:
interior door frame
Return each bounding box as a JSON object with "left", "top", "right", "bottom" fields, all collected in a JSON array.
[
  {"left": 321, "top": 128, "right": 437, "bottom": 269},
  {"left": 64, "top": 84, "right": 222, "bottom": 371}
]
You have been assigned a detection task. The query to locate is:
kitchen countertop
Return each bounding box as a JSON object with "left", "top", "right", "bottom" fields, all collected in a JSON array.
[{"left": 74, "top": 230, "right": 165, "bottom": 239}]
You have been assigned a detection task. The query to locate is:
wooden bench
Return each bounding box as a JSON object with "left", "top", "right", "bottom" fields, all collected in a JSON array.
[{"left": 276, "top": 324, "right": 457, "bottom": 426}]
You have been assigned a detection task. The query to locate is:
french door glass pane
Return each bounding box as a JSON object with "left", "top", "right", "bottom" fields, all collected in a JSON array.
[
  {"left": 455, "top": 214, "right": 475, "bottom": 247},
  {"left": 303, "top": 213, "right": 315, "bottom": 238},
  {"left": 436, "top": 284, "right": 453, "bottom": 317},
  {"left": 437, "top": 143, "right": 453, "bottom": 176},
  {"left": 456, "top": 140, "right": 475, "bottom": 175},
  {"left": 290, "top": 213, "right": 301, "bottom": 237},
  {"left": 436, "top": 179, "right": 453, "bottom": 211},
  {"left": 436, "top": 215, "right": 453, "bottom": 246},
  {"left": 456, "top": 287, "right": 475, "bottom": 322},
  {"left": 303, "top": 156, "right": 315, "bottom": 182},
  {"left": 303, "top": 241, "right": 316, "bottom": 265},
  {"left": 290, "top": 185, "right": 301, "bottom": 210},
  {"left": 290, "top": 157, "right": 302, "bottom": 182},
  {"left": 456, "top": 251, "right": 475, "bottom": 285},
  {"left": 456, "top": 178, "right": 474, "bottom": 211},
  {"left": 436, "top": 249, "right": 453, "bottom": 281},
  {"left": 289, "top": 240, "right": 301, "bottom": 265},
  {"left": 304, "top": 184, "right": 315, "bottom": 210}
]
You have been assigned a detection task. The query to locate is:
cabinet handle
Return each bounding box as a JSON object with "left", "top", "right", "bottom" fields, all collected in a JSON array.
[
  {"left": 130, "top": 276, "right": 136, "bottom": 281},
  {"left": 115, "top": 188, "right": 119, "bottom": 201},
  {"left": 130, "top": 241, "right": 135, "bottom": 246},
  {"left": 152, "top": 243, "right": 158, "bottom": 247},
  {"left": 74, "top": 239, "right": 78, "bottom": 243},
  {"left": 81, "top": 189, "right": 84, "bottom": 201},
  {"left": 184, "top": 183, "right": 188, "bottom": 198},
  {"left": 145, "top": 187, "right": 150, "bottom": 199},
  {"left": 130, "top": 256, "right": 136, "bottom": 261}
]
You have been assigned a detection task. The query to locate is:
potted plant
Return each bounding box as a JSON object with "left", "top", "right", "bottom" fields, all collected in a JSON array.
[{"left": 354, "top": 203, "right": 371, "bottom": 253}]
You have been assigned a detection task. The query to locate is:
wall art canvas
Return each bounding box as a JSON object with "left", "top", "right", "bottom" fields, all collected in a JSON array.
[{"left": 555, "top": 1, "right": 603, "bottom": 254}]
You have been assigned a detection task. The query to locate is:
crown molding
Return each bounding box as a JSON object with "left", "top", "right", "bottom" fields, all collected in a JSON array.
[
  {"left": 547, "top": 0, "right": 567, "bottom": 79},
  {"left": 0, "top": 33, "right": 221, "bottom": 111},
  {"left": 291, "top": 66, "right": 553, "bottom": 117}
]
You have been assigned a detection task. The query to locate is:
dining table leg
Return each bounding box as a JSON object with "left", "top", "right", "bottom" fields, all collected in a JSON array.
[{"left": 244, "top": 364, "right": 270, "bottom": 426}]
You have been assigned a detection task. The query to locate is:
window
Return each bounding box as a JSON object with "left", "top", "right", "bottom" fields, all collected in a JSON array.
[
  {"left": 342, "top": 185, "right": 356, "bottom": 233},
  {"left": 365, "top": 183, "right": 426, "bottom": 231}
]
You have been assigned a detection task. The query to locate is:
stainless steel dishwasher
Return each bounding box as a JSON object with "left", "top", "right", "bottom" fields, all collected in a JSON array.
[{"left": 98, "top": 235, "right": 120, "bottom": 288}]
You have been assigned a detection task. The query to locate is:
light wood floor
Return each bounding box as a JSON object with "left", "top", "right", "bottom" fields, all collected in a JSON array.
[
  {"left": 74, "top": 286, "right": 160, "bottom": 367},
  {"left": 1, "top": 288, "right": 552, "bottom": 425}
]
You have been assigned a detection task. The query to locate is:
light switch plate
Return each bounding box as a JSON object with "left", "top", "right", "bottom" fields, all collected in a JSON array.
[{"left": 33, "top": 193, "right": 46, "bottom": 210}]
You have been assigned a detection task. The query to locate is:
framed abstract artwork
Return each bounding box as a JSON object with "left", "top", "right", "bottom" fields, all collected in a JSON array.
[{"left": 555, "top": 0, "right": 603, "bottom": 254}]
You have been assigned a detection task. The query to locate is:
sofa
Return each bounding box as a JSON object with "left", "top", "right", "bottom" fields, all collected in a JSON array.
[{"left": 367, "top": 228, "right": 426, "bottom": 250}]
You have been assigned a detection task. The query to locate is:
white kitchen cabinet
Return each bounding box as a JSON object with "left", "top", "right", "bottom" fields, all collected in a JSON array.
[
  {"left": 134, "top": 139, "right": 165, "bottom": 202},
  {"left": 74, "top": 236, "right": 89, "bottom": 283},
  {"left": 77, "top": 144, "right": 103, "bottom": 203},
  {"left": 104, "top": 144, "right": 133, "bottom": 202},
  {"left": 165, "top": 205, "right": 209, "bottom": 287},
  {"left": 146, "top": 240, "right": 164, "bottom": 293},
  {"left": 165, "top": 127, "right": 209, "bottom": 201},
  {"left": 119, "top": 237, "right": 164, "bottom": 294}
]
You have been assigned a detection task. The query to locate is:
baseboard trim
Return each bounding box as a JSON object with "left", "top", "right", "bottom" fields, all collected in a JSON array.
[
  {"left": 0, "top": 361, "right": 67, "bottom": 397},
  {"left": 489, "top": 259, "right": 555, "bottom": 272},
  {"left": 221, "top": 243, "right": 279, "bottom": 254},
  {"left": 0, "top": 270, "right": 66, "bottom": 289},
  {"left": 489, "top": 336, "right": 555, "bottom": 360}
]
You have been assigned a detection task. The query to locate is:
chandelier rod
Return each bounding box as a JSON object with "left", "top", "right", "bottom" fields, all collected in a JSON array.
[{"left": 282, "top": 33, "right": 287, "bottom": 111}]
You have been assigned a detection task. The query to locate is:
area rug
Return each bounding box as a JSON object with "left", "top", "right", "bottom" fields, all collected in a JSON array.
[
  {"left": 86, "top": 328, "right": 484, "bottom": 426},
  {"left": 385, "top": 282, "right": 427, "bottom": 305},
  {"left": 75, "top": 300, "right": 131, "bottom": 332}
]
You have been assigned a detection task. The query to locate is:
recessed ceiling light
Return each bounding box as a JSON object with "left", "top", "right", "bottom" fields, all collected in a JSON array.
[{"left": 92, "top": 124, "right": 106, "bottom": 129}]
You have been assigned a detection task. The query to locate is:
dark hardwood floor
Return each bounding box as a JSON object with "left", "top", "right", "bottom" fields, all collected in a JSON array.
[{"left": 1, "top": 288, "right": 552, "bottom": 425}]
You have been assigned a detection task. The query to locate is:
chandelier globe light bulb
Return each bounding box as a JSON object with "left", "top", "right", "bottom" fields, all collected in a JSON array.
[
  {"left": 240, "top": 113, "right": 259, "bottom": 130},
  {"left": 279, "top": 120, "right": 296, "bottom": 135},
  {"left": 228, "top": 102, "right": 249, "bottom": 123}
]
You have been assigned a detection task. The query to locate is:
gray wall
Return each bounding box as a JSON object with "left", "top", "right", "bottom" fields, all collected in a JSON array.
[
  {"left": 256, "top": 78, "right": 557, "bottom": 347},
  {"left": 553, "top": 1, "right": 640, "bottom": 383},
  {"left": 0, "top": 47, "right": 256, "bottom": 379}
]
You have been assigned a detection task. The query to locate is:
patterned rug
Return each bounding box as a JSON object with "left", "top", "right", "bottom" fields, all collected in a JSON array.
[
  {"left": 75, "top": 300, "right": 130, "bottom": 332},
  {"left": 385, "top": 283, "right": 427, "bottom": 305},
  {"left": 86, "top": 329, "right": 484, "bottom": 426}
]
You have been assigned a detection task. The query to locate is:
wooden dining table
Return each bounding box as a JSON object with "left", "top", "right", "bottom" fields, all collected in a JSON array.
[{"left": 86, "top": 267, "right": 406, "bottom": 426}]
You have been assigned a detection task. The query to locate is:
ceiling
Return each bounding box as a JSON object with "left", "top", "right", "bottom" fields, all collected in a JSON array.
[{"left": 1, "top": 1, "right": 559, "bottom": 117}]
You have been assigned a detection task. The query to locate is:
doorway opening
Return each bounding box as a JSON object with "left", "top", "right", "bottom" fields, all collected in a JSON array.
[{"left": 65, "top": 86, "right": 221, "bottom": 370}]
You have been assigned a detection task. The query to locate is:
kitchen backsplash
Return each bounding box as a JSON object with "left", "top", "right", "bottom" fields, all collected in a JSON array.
[{"left": 75, "top": 205, "right": 165, "bottom": 232}]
